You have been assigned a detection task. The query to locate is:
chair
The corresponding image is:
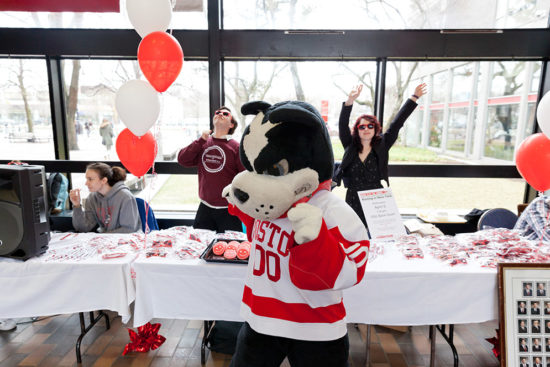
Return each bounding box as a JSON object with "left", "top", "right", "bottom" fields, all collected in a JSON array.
[
  {"left": 135, "top": 198, "right": 159, "bottom": 232},
  {"left": 517, "top": 203, "right": 529, "bottom": 216},
  {"left": 477, "top": 208, "right": 518, "bottom": 231}
]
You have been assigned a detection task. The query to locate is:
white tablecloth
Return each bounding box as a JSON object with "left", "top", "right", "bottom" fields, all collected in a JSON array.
[
  {"left": 133, "top": 245, "right": 498, "bottom": 327},
  {"left": 0, "top": 230, "right": 499, "bottom": 328},
  {"left": 0, "top": 233, "right": 136, "bottom": 323}
]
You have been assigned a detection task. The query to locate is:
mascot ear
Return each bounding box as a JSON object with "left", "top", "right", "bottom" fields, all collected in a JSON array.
[
  {"left": 241, "top": 101, "right": 272, "bottom": 116},
  {"left": 269, "top": 104, "right": 322, "bottom": 130}
]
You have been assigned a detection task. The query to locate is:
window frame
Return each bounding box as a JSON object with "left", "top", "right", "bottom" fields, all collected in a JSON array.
[{"left": 1, "top": 4, "right": 550, "bottom": 205}]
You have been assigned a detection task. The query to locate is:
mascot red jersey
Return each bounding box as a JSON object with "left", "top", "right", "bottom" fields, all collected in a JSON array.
[{"left": 223, "top": 100, "right": 369, "bottom": 367}]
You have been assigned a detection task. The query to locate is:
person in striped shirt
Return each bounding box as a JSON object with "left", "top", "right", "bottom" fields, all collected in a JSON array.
[{"left": 514, "top": 195, "right": 550, "bottom": 242}]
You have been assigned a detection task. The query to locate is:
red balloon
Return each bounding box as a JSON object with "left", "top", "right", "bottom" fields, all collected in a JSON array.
[
  {"left": 116, "top": 128, "right": 157, "bottom": 178},
  {"left": 515, "top": 133, "right": 550, "bottom": 192},
  {"left": 138, "top": 31, "right": 183, "bottom": 93}
]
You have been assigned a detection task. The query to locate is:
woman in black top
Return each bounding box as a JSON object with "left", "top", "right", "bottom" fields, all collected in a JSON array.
[{"left": 334, "top": 83, "right": 427, "bottom": 229}]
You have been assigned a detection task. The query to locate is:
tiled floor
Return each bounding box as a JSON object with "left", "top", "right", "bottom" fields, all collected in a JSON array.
[{"left": 0, "top": 313, "right": 500, "bottom": 367}]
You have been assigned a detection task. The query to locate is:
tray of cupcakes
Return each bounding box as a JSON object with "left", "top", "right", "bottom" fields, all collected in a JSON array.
[{"left": 201, "top": 238, "right": 251, "bottom": 264}]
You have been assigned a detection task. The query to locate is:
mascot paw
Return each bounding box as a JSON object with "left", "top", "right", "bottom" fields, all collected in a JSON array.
[
  {"left": 287, "top": 203, "right": 322, "bottom": 244},
  {"left": 222, "top": 184, "right": 235, "bottom": 205}
]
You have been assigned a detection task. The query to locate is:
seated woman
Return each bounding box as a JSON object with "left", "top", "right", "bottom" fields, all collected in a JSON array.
[{"left": 69, "top": 162, "right": 141, "bottom": 233}]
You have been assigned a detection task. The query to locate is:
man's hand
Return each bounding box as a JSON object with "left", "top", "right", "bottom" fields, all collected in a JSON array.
[
  {"left": 201, "top": 130, "right": 212, "bottom": 140},
  {"left": 287, "top": 203, "right": 322, "bottom": 244}
]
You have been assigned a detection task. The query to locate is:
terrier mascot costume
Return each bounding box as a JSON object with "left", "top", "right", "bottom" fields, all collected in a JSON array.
[{"left": 223, "top": 100, "right": 370, "bottom": 367}]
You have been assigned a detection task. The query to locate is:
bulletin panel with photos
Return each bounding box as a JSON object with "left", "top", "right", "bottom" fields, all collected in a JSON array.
[{"left": 499, "top": 264, "right": 550, "bottom": 367}]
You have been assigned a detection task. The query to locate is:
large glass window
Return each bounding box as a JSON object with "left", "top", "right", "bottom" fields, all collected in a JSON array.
[
  {"left": 428, "top": 110, "right": 444, "bottom": 149},
  {"left": 0, "top": 2, "right": 207, "bottom": 29},
  {"left": 224, "top": 60, "right": 377, "bottom": 160},
  {"left": 370, "top": 59, "right": 542, "bottom": 213},
  {"left": 448, "top": 107, "right": 468, "bottom": 153},
  {"left": 70, "top": 172, "right": 200, "bottom": 212},
  {"left": 148, "top": 174, "right": 199, "bottom": 212},
  {"left": 223, "top": 0, "right": 550, "bottom": 29},
  {"left": 62, "top": 59, "right": 208, "bottom": 162},
  {"left": 485, "top": 104, "right": 519, "bottom": 161},
  {"left": 0, "top": 58, "right": 54, "bottom": 161},
  {"left": 385, "top": 60, "right": 541, "bottom": 164},
  {"left": 63, "top": 59, "right": 208, "bottom": 211},
  {"left": 389, "top": 177, "right": 525, "bottom": 213},
  {"left": 332, "top": 177, "right": 525, "bottom": 213}
]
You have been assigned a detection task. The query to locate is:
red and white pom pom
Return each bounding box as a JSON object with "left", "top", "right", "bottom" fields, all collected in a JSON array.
[
  {"left": 236, "top": 246, "right": 250, "bottom": 260},
  {"left": 239, "top": 241, "right": 251, "bottom": 249},
  {"left": 213, "top": 241, "right": 227, "bottom": 256},
  {"left": 224, "top": 248, "right": 237, "bottom": 260},
  {"left": 226, "top": 240, "right": 240, "bottom": 252}
]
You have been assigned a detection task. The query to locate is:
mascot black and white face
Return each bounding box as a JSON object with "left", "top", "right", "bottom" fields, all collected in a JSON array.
[{"left": 223, "top": 100, "right": 334, "bottom": 221}]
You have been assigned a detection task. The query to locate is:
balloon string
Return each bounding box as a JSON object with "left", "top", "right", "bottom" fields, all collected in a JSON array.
[
  {"left": 143, "top": 174, "right": 149, "bottom": 249},
  {"left": 169, "top": 0, "right": 175, "bottom": 34},
  {"left": 151, "top": 93, "right": 164, "bottom": 178},
  {"left": 140, "top": 91, "right": 162, "bottom": 249},
  {"left": 542, "top": 194, "right": 549, "bottom": 248}
]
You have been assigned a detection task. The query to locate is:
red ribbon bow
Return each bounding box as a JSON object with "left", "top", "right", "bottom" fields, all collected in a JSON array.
[
  {"left": 123, "top": 322, "right": 166, "bottom": 355},
  {"left": 485, "top": 329, "right": 500, "bottom": 360}
]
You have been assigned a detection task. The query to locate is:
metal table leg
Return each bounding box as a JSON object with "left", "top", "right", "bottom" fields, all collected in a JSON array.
[
  {"left": 429, "top": 324, "right": 458, "bottom": 367},
  {"left": 365, "top": 324, "right": 371, "bottom": 367},
  {"left": 75, "top": 310, "right": 110, "bottom": 363},
  {"left": 429, "top": 325, "right": 436, "bottom": 367},
  {"left": 201, "top": 320, "right": 214, "bottom": 365},
  {"left": 436, "top": 324, "right": 458, "bottom": 367}
]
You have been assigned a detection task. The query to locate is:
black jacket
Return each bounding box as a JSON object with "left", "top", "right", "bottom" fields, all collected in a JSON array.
[{"left": 333, "top": 99, "right": 418, "bottom": 187}]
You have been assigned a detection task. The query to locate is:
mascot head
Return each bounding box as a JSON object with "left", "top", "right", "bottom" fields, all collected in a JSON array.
[{"left": 223, "top": 100, "right": 334, "bottom": 221}]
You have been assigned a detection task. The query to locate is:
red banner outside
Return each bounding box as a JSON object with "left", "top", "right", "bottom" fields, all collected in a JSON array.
[
  {"left": 321, "top": 100, "right": 329, "bottom": 123},
  {"left": 0, "top": 0, "right": 120, "bottom": 12}
]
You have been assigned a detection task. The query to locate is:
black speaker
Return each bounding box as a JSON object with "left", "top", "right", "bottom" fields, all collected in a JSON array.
[{"left": 0, "top": 164, "right": 50, "bottom": 260}]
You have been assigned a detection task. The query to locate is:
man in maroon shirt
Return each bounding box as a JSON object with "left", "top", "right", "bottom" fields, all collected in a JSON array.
[{"left": 178, "top": 106, "right": 245, "bottom": 232}]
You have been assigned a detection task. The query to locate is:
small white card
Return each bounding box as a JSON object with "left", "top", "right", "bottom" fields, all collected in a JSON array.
[{"left": 357, "top": 187, "right": 406, "bottom": 241}]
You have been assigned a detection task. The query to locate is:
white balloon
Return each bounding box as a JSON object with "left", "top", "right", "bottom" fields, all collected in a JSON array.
[
  {"left": 126, "top": 0, "right": 172, "bottom": 38},
  {"left": 537, "top": 91, "right": 550, "bottom": 139},
  {"left": 115, "top": 80, "right": 160, "bottom": 137}
]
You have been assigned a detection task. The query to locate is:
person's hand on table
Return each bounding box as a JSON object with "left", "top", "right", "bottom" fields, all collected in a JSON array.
[{"left": 69, "top": 189, "right": 81, "bottom": 208}]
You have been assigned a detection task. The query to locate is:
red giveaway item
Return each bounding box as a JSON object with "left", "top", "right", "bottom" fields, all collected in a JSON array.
[
  {"left": 227, "top": 241, "right": 240, "bottom": 251},
  {"left": 123, "top": 322, "right": 166, "bottom": 355},
  {"left": 213, "top": 241, "right": 227, "bottom": 255},
  {"left": 239, "top": 241, "right": 251, "bottom": 250},
  {"left": 102, "top": 252, "right": 127, "bottom": 259},
  {"left": 224, "top": 248, "right": 237, "bottom": 260},
  {"left": 236, "top": 246, "right": 249, "bottom": 260},
  {"left": 152, "top": 240, "right": 173, "bottom": 248}
]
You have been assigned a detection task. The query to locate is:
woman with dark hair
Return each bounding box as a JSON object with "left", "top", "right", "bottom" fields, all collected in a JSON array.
[
  {"left": 69, "top": 162, "right": 141, "bottom": 233},
  {"left": 333, "top": 83, "right": 427, "bottom": 228}
]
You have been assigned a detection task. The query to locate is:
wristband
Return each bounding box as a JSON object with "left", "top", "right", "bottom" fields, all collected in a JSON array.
[{"left": 412, "top": 94, "right": 419, "bottom": 99}]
